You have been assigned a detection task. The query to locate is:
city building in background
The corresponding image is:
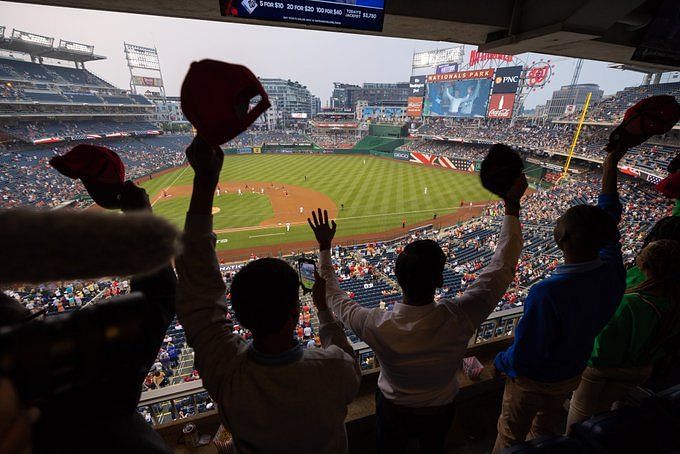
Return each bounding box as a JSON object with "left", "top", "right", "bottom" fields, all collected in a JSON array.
[
  {"left": 152, "top": 96, "right": 190, "bottom": 131},
  {"left": 543, "top": 83, "right": 603, "bottom": 119},
  {"left": 259, "top": 78, "right": 314, "bottom": 129},
  {"left": 331, "top": 82, "right": 410, "bottom": 110}
]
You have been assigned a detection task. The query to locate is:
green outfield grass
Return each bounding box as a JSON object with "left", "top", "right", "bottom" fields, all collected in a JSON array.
[{"left": 142, "top": 154, "right": 495, "bottom": 252}]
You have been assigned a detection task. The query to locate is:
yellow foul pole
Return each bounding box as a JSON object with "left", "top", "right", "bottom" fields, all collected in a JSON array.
[{"left": 562, "top": 91, "right": 592, "bottom": 178}]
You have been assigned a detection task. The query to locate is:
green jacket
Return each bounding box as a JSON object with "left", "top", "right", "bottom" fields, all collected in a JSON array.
[
  {"left": 589, "top": 198, "right": 679, "bottom": 368},
  {"left": 589, "top": 292, "right": 674, "bottom": 368}
]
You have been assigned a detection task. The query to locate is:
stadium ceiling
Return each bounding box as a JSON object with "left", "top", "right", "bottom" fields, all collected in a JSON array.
[{"left": 14, "top": 0, "right": 680, "bottom": 71}]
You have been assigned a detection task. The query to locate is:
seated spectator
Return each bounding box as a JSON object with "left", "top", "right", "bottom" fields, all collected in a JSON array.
[
  {"left": 567, "top": 239, "right": 680, "bottom": 428},
  {"left": 492, "top": 146, "right": 629, "bottom": 453},
  {"left": 310, "top": 172, "right": 525, "bottom": 454},
  {"left": 175, "top": 136, "right": 360, "bottom": 454}
]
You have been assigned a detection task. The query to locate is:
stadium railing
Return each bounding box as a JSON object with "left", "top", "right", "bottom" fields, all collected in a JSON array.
[{"left": 138, "top": 304, "right": 520, "bottom": 428}]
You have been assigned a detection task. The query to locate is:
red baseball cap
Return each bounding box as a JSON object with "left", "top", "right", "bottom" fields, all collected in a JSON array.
[{"left": 181, "top": 59, "right": 271, "bottom": 146}]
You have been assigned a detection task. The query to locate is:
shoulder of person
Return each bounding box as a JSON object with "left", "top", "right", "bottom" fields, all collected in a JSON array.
[{"left": 303, "top": 345, "right": 356, "bottom": 365}]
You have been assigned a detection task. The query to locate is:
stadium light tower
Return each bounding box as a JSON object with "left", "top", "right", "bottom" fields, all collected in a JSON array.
[{"left": 124, "top": 43, "right": 166, "bottom": 99}]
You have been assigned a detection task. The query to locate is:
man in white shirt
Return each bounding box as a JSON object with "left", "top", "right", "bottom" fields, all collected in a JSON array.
[
  {"left": 308, "top": 174, "right": 525, "bottom": 454},
  {"left": 176, "top": 137, "right": 361, "bottom": 454}
]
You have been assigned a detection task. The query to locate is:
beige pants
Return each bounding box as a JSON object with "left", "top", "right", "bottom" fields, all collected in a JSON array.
[
  {"left": 492, "top": 375, "right": 581, "bottom": 454},
  {"left": 566, "top": 365, "right": 652, "bottom": 432}
]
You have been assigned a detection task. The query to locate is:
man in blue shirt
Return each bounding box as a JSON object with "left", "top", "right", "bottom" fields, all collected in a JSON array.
[{"left": 492, "top": 147, "right": 628, "bottom": 453}]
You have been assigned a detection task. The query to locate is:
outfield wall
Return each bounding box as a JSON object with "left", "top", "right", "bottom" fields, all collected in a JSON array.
[{"left": 220, "top": 146, "right": 483, "bottom": 174}]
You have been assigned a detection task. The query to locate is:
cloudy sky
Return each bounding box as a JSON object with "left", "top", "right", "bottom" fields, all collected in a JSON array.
[{"left": 1, "top": 1, "right": 645, "bottom": 108}]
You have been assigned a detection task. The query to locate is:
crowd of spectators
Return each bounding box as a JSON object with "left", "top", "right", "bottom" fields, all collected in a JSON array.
[
  {"left": 398, "top": 139, "right": 489, "bottom": 160},
  {"left": 229, "top": 129, "right": 311, "bottom": 147},
  {"left": 567, "top": 81, "right": 680, "bottom": 123},
  {"left": 0, "top": 135, "right": 190, "bottom": 208},
  {"left": 4, "top": 279, "right": 121, "bottom": 315},
  {"left": 413, "top": 118, "right": 678, "bottom": 176},
  {"left": 308, "top": 131, "right": 362, "bottom": 149},
  {"left": 0, "top": 120, "right": 159, "bottom": 143}
]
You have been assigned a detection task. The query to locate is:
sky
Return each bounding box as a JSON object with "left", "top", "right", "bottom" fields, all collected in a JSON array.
[{"left": 0, "top": 1, "right": 646, "bottom": 108}]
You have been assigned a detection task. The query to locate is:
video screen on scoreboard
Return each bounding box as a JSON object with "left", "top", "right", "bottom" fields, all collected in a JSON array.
[
  {"left": 423, "top": 78, "right": 492, "bottom": 118},
  {"left": 220, "top": 0, "right": 385, "bottom": 32}
]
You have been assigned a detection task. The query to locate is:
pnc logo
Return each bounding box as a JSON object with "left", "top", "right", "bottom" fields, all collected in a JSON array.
[{"left": 495, "top": 75, "right": 519, "bottom": 84}]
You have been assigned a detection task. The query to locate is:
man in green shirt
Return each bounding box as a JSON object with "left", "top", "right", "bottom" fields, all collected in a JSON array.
[{"left": 566, "top": 152, "right": 680, "bottom": 430}]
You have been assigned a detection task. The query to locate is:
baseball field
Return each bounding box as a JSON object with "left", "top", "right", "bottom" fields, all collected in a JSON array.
[{"left": 141, "top": 154, "right": 495, "bottom": 259}]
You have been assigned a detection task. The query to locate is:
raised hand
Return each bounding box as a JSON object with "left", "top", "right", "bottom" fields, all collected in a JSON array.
[
  {"left": 186, "top": 135, "right": 224, "bottom": 190},
  {"left": 502, "top": 174, "right": 527, "bottom": 217},
  {"left": 120, "top": 180, "right": 151, "bottom": 213},
  {"left": 308, "top": 208, "right": 336, "bottom": 251},
  {"left": 311, "top": 271, "right": 328, "bottom": 312},
  {"left": 503, "top": 174, "right": 528, "bottom": 204}
]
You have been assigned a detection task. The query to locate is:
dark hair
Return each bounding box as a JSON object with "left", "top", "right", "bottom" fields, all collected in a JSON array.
[
  {"left": 230, "top": 258, "right": 299, "bottom": 336},
  {"left": 395, "top": 240, "right": 446, "bottom": 302},
  {"left": 480, "top": 144, "right": 524, "bottom": 196},
  {"left": 642, "top": 216, "right": 680, "bottom": 249},
  {"left": 557, "top": 204, "right": 618, "bottom": 254}
]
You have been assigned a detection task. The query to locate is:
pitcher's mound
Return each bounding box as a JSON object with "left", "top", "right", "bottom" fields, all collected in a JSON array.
[{"left": 212, "top": 207, "right": 221, "bottom": 215}]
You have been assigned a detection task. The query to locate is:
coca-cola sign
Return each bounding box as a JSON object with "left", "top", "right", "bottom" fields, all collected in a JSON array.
[{"left": 487, "top": 93, "right": 516, "bottom": 118}]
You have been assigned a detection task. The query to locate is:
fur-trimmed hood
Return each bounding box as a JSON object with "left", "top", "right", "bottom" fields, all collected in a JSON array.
[{"left": 0, "top": 209, "right": 181, "bottom": 285}]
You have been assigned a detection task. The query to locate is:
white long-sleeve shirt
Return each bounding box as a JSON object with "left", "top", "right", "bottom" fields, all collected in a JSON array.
[
  {"left": 176, "top": 213, "right": 361, "bottom": 454},
  {"left": 319, "top": 215, "right": 522, "bottom": 408}
]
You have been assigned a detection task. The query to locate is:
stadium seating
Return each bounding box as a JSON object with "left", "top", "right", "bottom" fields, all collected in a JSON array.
[
  {"left": 64, "top": 92, "right": 103, "bottom": 103},
  {"left": 23, "top": 90, "right": 69, "bottom": 103},
  {"left": 0, "top": 135, "right": 190, "bottom": 208},
  {"left": 412, "top": 117, "right": 678, "bottom": 177},
  {"left": 45, "top": 64, "right": 111, "bottom": 87},
  {"left": 582, "top": 82, "right": 680, "bottom": 123},
  {"left": 0, "top": 56, "right": 111, "bottom": 87}
]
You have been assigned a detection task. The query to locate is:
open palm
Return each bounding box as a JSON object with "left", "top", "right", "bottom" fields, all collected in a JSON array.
[{"left": 308, "top": 208, "right": 336, "bottom": 250}]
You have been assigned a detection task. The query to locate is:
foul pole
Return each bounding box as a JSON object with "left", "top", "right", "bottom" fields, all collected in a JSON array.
[{"left": 562, "top": 91, "right": 592, "bottom": 178}]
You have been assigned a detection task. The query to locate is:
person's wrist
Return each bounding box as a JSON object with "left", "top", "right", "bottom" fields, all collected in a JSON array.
[
  {"left": 193, "top": 174, "right": 218, "bottom": 190},
  {"left": 319, "top": 242, "right": 331, "bottom": 251},
  {"left": 503, "top": 199, "right": 520, "bottom": 216}
]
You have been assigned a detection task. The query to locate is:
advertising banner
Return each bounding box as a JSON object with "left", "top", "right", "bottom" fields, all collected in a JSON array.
[
  {"left": 491, "top": 66, "right": 523, "bottom": 94},
  {"left": 423, "top": 77, "right": 493, "bottom": 117},
  {"left": 393, "top": 151, "right": 410, "bottom": 161},
  {"left": 131, "top": 75, "right": 163, "bottom": 87},
  {"left": 412, "top": 46, "right": 464, "bottom": 69},
  {"left": 426, "top": 69, "right": 494, "bottom": 83},
  {"left": 406, "top": 97, "right": 424, "bottom": 117},
  {"left": 409, "top": 75, "right": 426, "bottom": 96},
  {"left": 468, "top": 50, "right": 513, "bottom": 67},
  {"left": 487, "top": 93, "right": 516, "bottom": 118},
  {"left": 436, "top": 63, "right": 459, "bottom": 74},
  {"left": 220, "top": 0, "right": 385, "bottom": 32}
]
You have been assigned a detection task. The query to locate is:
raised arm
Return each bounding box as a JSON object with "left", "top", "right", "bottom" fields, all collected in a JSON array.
[
  {"left": 597, "top": 146, "right": 625, "bottom": 263},
  {"left": 309, "top": 209, "right": 373, "bottom": 337},
  {"left": 118, "top": 182, "right": 178, "bottom": 410},
  {"left": 175, "top": 136, "right": 245, "bottom": 396},
  {"left": 450, "top": 175, "right": 526, "bottom": 330},
  {"left": 311, "top": 272, "right": 361, "bottom": 394}
]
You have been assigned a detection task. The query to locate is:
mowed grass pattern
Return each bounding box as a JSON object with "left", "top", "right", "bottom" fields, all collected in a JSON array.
[
  {"left": 141, "top": 155, "right": 495, "bottom": 251},
  {"left": 152, "top": 193, "right": 273, "bottom": 230}
]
